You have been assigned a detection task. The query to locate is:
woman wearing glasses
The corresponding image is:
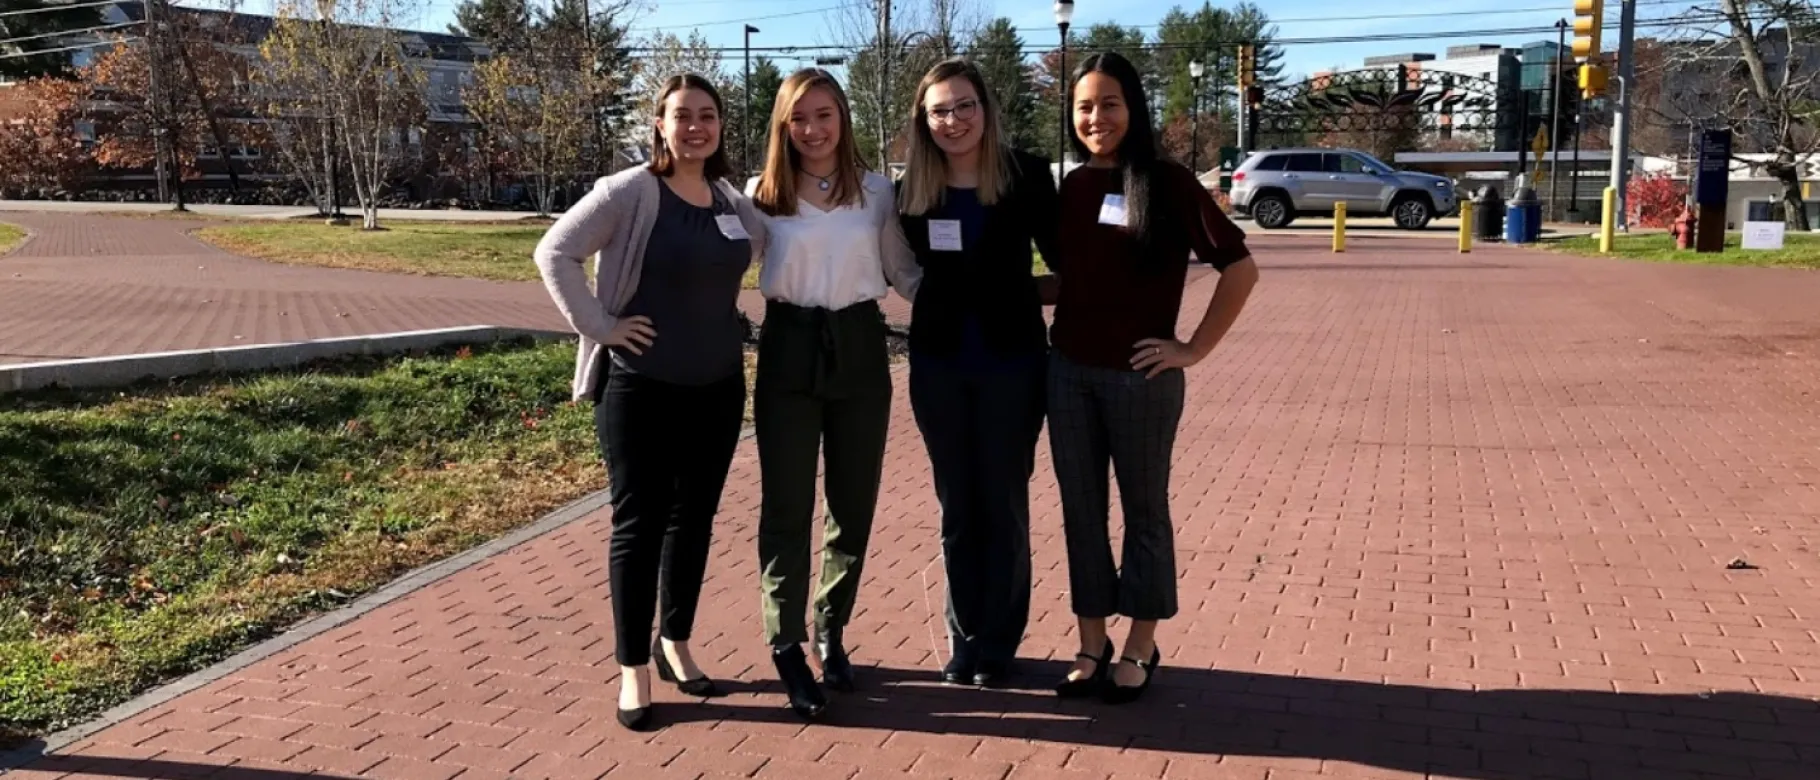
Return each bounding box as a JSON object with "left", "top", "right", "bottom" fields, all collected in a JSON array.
[{"left": 894, "top": 58, "right": 1061, "bottom": 689}]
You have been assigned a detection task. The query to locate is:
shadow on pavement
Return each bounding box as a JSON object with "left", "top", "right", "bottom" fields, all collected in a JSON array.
[
  {"left": 2, "top": 750, "right": 357, "bottom": 779},
  {"left": 661, "top": 662, "right": 1818, "bottom": 779}
]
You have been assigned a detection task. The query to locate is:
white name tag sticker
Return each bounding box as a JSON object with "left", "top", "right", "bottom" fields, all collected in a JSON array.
[
  {"left": 928, "top": 219, "right": 963, "bottom": 252},
  {"left": 1098, "top": 194, "right": 1128, "bottom": 227},
  {"left": 715, "top": 214, "right": 750, "bottom": 241}
]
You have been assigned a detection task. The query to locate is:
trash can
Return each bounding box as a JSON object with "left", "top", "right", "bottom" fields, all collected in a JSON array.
[
  {"left": 1473, "top": 186, "right": 1505, "bottom": 242},
  {"left": 1505, "top": 186, "right": 1541, "bottom": 245}
]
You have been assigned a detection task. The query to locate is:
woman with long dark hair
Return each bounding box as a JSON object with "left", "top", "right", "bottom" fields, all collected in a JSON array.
[
  {"left": 1048, "top": 51, "right": 1259, "bottom": 704},
  {"left": 895, "top": 57, "right": 1059, "bottom": 688},
  {"left": 533, "top": 73, "right": 767, "bottom": 731},
  {"left": 747, "top": 68, "right": 920, "bottom": 720}
]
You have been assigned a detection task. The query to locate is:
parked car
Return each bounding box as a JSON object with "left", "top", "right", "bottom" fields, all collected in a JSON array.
[{"left": 1230, "top": 148, "right": 1458, "bottom": 230}]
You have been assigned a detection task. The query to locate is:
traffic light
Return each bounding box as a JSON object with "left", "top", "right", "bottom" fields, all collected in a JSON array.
[
  {"left": 1572, "top": 0, "right": 1604, "bottom": 60},
  {"left": 1246, "top": 85, "right": 1264, "bottom": 108},
  {"left": 1237, "top": 44, "right": 1255, "bottom": 89},
  {"left": 1578, "top": 62, "right": 1608, "bottom": 97}
]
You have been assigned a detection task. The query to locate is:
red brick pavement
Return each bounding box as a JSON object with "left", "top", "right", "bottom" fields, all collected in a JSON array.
[
  {"left": 0, "top": 213, "right": 916, "bottom": 366},
  {"left": 8, "top": 224, "right": 1820, "bottom": 779}
]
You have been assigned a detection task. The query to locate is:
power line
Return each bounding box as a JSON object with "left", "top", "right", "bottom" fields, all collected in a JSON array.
[
  {"left": 0, "top": 36, "right": 139, "bottom": 60},
  {"left": 0, "top": 21, "right": 140, "bottom": 48},
  {"left": 0, "top": 0, "right": 123, "bottom": 20},
  {"left": 606, "top": 13, "right": 1727, "bottom": 55},
  {"left": 627, "top": 3, "right": 860, "bottom": 32}
]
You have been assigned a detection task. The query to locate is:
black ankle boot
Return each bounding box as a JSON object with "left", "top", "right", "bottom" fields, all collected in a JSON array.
[
  {"left": 815, "top": 628, "right": 855, "bottom": 692},
  {"left": 771, "top": 644, "right": 827, "bottom": 720}
]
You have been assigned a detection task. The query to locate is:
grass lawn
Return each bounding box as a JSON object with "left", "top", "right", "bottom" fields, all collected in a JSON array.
[
  {"left": 196, "top": 221, "right": 762, "bottom": 288},
  {"left": 0, "top": 222, "right": 24, "bottom": 254},
  {"left": 0, "top": 340, "right": 754, "bottom": 745},
  {"left": 1552, "top": 231, "right": 1820, "bottom": 269}
]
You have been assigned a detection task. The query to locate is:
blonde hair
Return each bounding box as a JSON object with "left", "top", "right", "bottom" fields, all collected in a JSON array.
[
  {"left": 899, "top": 58, "right": 1012, "bottom": 216},
  {"left": 752, "top": 68, "right": 867, "bottom": 217}
]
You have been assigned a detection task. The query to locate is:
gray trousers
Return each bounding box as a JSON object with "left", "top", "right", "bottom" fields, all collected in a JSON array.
[{"left": 1047, "top": 352, "right": 1186, "bottom": 621}]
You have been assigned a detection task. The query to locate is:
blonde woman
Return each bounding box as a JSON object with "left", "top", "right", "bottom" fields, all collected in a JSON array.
[
  {"left": 746, "top": 68, "right": 919, "bottom": 720},
  {"left": 533, "top": 74, "right": 767, "bottom": 732},
  {"left": 894, "top": 58, "right": 1060, "bottom": 689}
]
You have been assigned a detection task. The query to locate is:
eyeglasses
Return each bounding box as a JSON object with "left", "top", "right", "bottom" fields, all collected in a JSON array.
[{"left": 926, "top": 99, "right": 979, "bottom": 125}]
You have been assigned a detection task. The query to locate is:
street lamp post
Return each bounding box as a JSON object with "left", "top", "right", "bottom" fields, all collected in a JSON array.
[
  {"left": 1055, "top": 1, "right": 1074, "bottom": 168},
  {"left": 744, "top": 24, "right": 759, "bottom": 182},
  {"left": 1190, "top": 58, "right": 1205, "bottom": 175}
]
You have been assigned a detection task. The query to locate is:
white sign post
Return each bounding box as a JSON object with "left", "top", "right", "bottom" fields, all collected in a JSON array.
[{"left": 1742, "top": 221, "right": 1786, "bottom": 250}]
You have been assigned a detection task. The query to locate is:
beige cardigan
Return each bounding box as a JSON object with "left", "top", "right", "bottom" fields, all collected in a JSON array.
[{"left": 533, "top": 167, "right": 770, "bottom": 402}]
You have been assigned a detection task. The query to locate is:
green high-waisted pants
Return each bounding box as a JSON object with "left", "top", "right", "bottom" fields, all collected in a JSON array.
[{"left": 755, "top": 298, "right": 893, "bottom": 646}]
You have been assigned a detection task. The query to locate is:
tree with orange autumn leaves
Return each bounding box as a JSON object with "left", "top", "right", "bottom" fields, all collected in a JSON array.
[
  {"left": 0, "top": 77, "right": 92, "bottom": 195},
  {"left": 79, "top": 31, "right": 263, "bottom": 186}
]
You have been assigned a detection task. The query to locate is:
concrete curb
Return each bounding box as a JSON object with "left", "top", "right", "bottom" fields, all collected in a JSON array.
[
  {"left": 0, "top": 326, "right": 574, "bottom": 394},
  {"left": 0, "top": 487, "right": 616, "bottom": 774}
]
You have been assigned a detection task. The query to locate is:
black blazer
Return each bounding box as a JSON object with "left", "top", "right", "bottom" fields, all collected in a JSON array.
[{"left": 896, "top": 148, "right": 1061, "bottom": 359}]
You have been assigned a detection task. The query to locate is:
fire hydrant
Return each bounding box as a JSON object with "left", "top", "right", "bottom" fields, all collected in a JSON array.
[{"left": 1672, "top": 206, "right": 1697, "bottom": 250}]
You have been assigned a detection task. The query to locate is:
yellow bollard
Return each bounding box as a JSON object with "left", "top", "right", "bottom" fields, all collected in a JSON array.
[
  {"left": 1459, "top": 200, "right": 1474, "bottom": 254},
  {"left": 1333, "top": 201, "right": 1346, "bottom": 253},
  {"left": 1599, "top": 187, "right": 1616, "bottom": 254}
]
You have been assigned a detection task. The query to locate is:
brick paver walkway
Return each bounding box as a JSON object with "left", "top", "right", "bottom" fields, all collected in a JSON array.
[
  {"left": 7, "top": 220, "right": 1820, "bottom": 779},
  {"left": 0, "top": 213, "right": 916, "bottom": 366}
]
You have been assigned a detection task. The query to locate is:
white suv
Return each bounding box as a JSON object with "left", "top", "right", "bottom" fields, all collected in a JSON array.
[{"left": 1230, "top": 148, "right": 1458, "bottom": 230}]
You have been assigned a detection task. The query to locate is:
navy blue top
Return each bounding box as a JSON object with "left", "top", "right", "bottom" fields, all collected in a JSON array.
[
  {"left": 895, "top": 149, "right": 1061, "bottom": 367},
  {"left": 612, "top": 181, "right": 752, "bottom": 385},
  {"left": 916, "top": 187, "right": 1009, "bottom": 370}
]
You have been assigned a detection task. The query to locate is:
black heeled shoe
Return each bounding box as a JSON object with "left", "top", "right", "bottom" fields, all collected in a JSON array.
[
  {"left": 1055, "top": 640, "right": 1114, "bottom": 699},
  {"left": 1102, "top": 646, "right": 1161, "bottom": 705},
  {"left": 616, "top": 704, "right": 653, "bottom": 731},
  {"left": 973, "top": 658, "right": 1016, "bottom": 689},
  {"left": 943, "top": 650, "right": 977, "bottom": 686},
  {"left": 816, "top": 628, "right": 855, "bottom": 692},
  {"left": 771, "top": 644, "right": 828, "bottom": 720},
  {"left": 616, "top": 668, "right": 654, "bottom": 731},
  {"left": 652, "top": 638, "right": 723, "bottom": 698}
]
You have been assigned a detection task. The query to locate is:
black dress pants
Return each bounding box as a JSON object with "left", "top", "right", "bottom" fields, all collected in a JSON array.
[{"left": 595, "top": 362, "right": 746, "bottom": 666}]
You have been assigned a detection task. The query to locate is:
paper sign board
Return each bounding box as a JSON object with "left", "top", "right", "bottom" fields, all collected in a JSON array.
[{"left": 1742, "top": 221, "right": 1785, "bottom": 250}]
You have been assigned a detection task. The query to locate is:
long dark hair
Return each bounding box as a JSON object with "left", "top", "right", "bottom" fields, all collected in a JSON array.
[
  {"left": 1068, "top": 51, "right": 1166, "bottom": 254},
  {"left": 648, "top": 73, "right": 733, "bottom": 182}
]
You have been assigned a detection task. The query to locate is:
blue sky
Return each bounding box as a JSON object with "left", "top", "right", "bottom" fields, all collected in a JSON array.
[{"left": 219, "top": 0, "right": 1686, "bottom": 80}]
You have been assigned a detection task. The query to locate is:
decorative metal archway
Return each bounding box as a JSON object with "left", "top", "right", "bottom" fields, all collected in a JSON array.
[{"left": 1248, "top": 65, "right": 1519, "bottom": 151}]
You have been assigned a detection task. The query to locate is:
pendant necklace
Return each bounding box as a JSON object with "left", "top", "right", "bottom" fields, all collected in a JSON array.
[{"left": 807, "top": 170, "right": 834, "bottom": 191}]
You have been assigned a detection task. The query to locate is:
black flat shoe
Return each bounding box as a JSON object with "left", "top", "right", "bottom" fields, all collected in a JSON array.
[
  {"left": 1055, "top": 640, "right": 1114, "bottom": 699},
  {"left": 616, "top": 705, "right": 652, "bottom": 731},
  {"left": 973, "top": 658, "right": 1015, "bottom": 689},
  {"left": 816, "top": 629, "right": 855, "bottom": 692},
  {"left": 771, "top": 644, "right": 827, "bottom": 720},
  {"left": 653, "top": 639, "right": 723, "bottom": 698},
  {"left": 1102, "top": 646, "right": 1161, "bottom": 705},
  {"left": 943, "top": 651, "right": 977, "bottom": 686}
]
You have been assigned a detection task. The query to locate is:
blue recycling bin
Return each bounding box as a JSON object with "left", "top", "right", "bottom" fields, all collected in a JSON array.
[{"left": 1504, "top": 188, "right": 1541, "bottom": 244}]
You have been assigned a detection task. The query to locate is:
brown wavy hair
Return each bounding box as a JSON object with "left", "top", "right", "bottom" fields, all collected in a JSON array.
[{"left": 648, "top": 73, "right": 732, "bottom": 181}]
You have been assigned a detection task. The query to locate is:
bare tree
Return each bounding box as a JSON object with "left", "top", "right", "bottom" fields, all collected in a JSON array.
[
  {"left": 1662, "top": 0, "right": 1820, "bottom": 229},
  {"left": 827, "top": 0, "right": 986, "bottom": 170},
  {"left": 261, "top": 0, "right": 428, "bottom": 230},
  {"left": 465, "top": 21, "right": 613, "bottom": 216}
]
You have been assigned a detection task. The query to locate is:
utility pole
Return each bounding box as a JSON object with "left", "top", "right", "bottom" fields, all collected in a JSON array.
[
  {"left": 147, "top": 0, "right": 185, "bottom": 210},
  {"left": 1609, "top": 0, "right": 1637, "bottom": 230},
  {"left": 745, "top": 25, "right": 758, "bottom": 182},
  {"left": 143, "top": 0, "right": 169, "bottom": 205},
  {"left": 1549, "top": 18, "right": 1566, "bottom": 220},
  {"left": 878, "top": 0, "right": 892, "bottom": 171}
]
